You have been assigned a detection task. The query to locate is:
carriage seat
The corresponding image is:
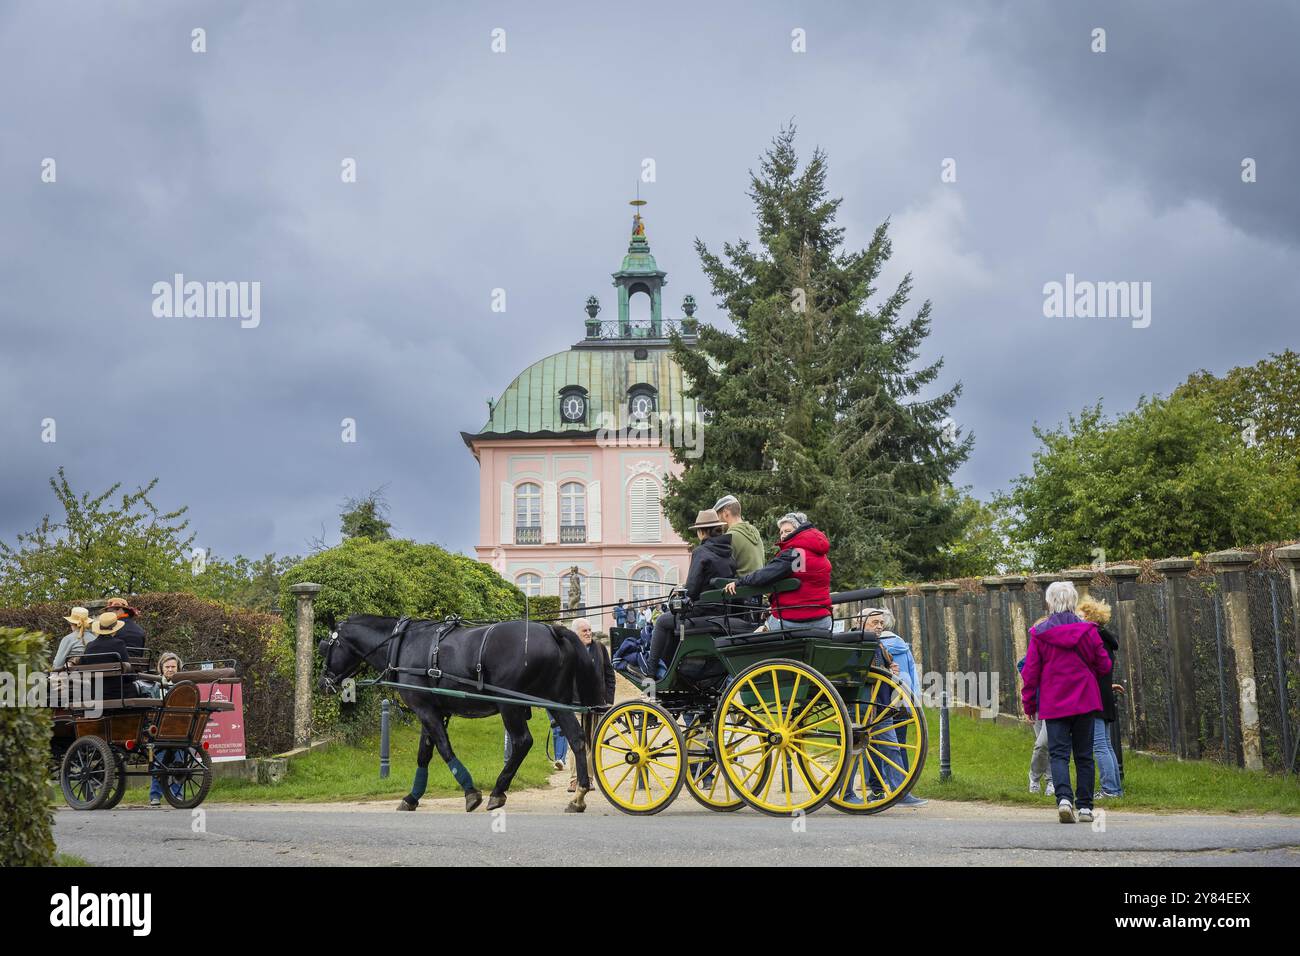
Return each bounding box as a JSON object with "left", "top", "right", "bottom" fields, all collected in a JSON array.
[{"left": 712, "top": 626, "right": 874, "bottom": 648}]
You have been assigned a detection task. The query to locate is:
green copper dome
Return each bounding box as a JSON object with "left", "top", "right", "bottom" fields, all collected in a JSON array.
[{"left": 465, "top": 345, "right": 697, "bottom": 440}]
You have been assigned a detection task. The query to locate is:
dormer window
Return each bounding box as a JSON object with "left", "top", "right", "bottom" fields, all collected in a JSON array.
[
  {"left": 628, "top": 385, "right": 657, "bottom": 425},
  {"left": 559, "top": 386, "right": 588, "bottom": 424}
]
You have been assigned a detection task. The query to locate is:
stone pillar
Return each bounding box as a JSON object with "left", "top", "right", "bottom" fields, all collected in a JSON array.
[
  {"left": 1205, "top": 550, "right": 1262, "bottom": 770},
  {"left": 291, "top": 582, "right": 323, "bottom": 749},
  {"left": 1107, "top": 565, "right": 1142, "bottom": 749},
  {"left": 1061, "top": 568, "right": 1095, "bottom": 602},
  {"left": 938, "top": 583, "right": 960, "bottom": 679},
  {"left": 1154, "top": 558, "right": 1199, "bottom": 759},
  {"left": 1030, "top": 574, "right": 1056, "bottom": 625},
  {"left": 961, "top": 591, "right": 977, "bottom": 677},
  {"left": 1000, "top": 576, "right": 1027, "bottom": 717},
  {"left": 1276, "top": 544, "right": 1300, "bottom": 671},
  {"left": 918, "top": 584, "right": 941, "bottom": 677},
  {"left": 981, "top": 578, "right": 1005, "bottom": 714}
]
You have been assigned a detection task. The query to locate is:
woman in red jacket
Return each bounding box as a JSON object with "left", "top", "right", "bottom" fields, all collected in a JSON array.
[{"left": 723, "top": 512, "right": 833, "bottom": 631}]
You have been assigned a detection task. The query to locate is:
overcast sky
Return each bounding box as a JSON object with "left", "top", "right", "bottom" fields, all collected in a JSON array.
[{"left": 2, "top": 1, "right": 1297, "bottom": 562}]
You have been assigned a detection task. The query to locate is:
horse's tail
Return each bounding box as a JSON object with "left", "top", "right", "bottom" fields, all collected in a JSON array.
[{"left": 550, "top": 624, "right": 602, "bottom": 707}]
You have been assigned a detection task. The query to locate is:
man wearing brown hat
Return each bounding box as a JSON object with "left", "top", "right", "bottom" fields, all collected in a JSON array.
[
  {"left": 104, "top": 597, "right": 146, "bottom": 654},
  {"left": 84, "top": 611, "right": 131, "bottom": 700},
  {"left": 644, "top": 509, "right": 737, "bottom": 680}
]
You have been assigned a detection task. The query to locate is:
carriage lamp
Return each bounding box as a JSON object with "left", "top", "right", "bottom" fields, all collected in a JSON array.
[
  {"left": 148, "top": 725, "right": 157, "bottom": 736},
  {"left": 202, "top": 740, "right": 210, "bottom": 750},
  {"left": 124, "top": 739, "right": 136, "bottom": 751}
]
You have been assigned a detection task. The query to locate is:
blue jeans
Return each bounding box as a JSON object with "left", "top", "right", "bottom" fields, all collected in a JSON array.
[
  {"left": 1093, "top": 717, "right": 1122, "bottom": 795},
  {"left": 551, "top": 719, "right": 569, "bottom": 763},
  {"left": 763, "top": 614, "right": 833, "bottom": 632},
  {"left": 150, "top": 749, "right": 183, "bottom": 800}
]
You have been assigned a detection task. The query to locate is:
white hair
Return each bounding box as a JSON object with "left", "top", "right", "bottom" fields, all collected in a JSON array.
[
  {"left": 571, "top": 617, "right": 592, "bottom": 632},
  {"left": 865, "top": 607, "right": 895, "bottom": 630},
  {"left": 1044, "top": 581, "right": 1078, "bottom": 614}
]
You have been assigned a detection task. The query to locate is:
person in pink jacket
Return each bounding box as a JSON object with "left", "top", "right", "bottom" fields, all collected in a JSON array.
[{"left": 1020, "top": 581, "right": 1112, "bottom": 824}]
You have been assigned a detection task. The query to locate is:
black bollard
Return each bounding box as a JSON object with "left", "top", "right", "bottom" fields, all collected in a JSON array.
[
  {"left": 939, "top": 690, "right": 952, "bottom": 781},
  {"left": 379, "top": 698, "right": 390, "bottom": 779}
]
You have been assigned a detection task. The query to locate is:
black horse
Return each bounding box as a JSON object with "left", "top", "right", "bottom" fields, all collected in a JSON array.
[{"left": 318, "top": 615, "right": 601, "bottom": 813}]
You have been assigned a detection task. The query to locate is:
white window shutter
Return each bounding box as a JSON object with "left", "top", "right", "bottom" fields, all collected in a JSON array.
[
  {"left": 543, "top": 481, "right": 558, "bottom": 543},
  {"left": 588, "top": 481, "right": 602, "bottom": 542},
  {"left": 499, "top": 483, "right": 512, "bottom": 544}
]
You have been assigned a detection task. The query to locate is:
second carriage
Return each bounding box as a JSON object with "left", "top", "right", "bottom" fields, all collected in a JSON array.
[{"left": 593, "top": 579, "right": 928, "bottom": 817}]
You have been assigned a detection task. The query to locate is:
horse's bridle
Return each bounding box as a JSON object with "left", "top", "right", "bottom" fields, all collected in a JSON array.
[{"left": 318, "top": 618, "right": 409, "bottom": 693}]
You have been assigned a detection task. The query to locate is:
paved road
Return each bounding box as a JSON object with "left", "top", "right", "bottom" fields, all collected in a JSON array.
[{"left": 54, "top": 797, "right": 1300, "bottom": 866}]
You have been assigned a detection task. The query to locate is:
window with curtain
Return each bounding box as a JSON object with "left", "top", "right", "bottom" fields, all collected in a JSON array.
[
  {"left": 631, "top": 565, "right": 661, "bottom": 605},
  {"left": 514, "top": 482, "right": 541, "bottom": 544},
  {"left": 628, "top": 476, "right": 662, "bottom": 542},
  {"left": 515, "top": 572, "right": 542, "bottom": 596}
]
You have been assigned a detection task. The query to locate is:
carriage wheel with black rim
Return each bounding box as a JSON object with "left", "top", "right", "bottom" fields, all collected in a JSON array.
[
  {"left": 100, "top": 751, "right": 129, "bottom": 810},
  {"left": 163, "top": 747, "right": 213, "bottom": 809},
  {"left": 682, "top": 712, "right": 746, "bottom": 811},
  {"left": 593, "top": 701, "right": 685, "bottom": 815},
  {"left": 827, "top": 668, "right": 928, "bottom": 815},
  {"left": 714, "top": 659, "right": 851, "bottom": 817},
  {"left": 60, "top": 736, "right": 118, "bottom": 811}
]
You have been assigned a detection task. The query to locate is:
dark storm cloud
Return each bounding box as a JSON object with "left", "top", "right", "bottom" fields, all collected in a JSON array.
[{"left": 1, "top": 1, "right": 1296, "bottom": 564}]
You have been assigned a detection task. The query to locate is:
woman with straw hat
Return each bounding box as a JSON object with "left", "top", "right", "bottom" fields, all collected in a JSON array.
[{"left": 51, "top": 607, "right": 93, "bottom": 669}]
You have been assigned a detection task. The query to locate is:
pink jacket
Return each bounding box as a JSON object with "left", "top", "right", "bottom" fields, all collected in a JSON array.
[{"left": 1020, "top": 620, "right": 1112, "bottom": 719}]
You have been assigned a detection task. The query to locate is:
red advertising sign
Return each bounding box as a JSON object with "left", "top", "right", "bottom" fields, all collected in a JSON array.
[{"left": 197, "top": 679, "right": 246, "bottom": 761}]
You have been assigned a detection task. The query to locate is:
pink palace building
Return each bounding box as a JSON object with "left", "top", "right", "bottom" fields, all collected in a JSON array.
[{"left": 461, "top": 210, "right": 706, "bottom": 625}]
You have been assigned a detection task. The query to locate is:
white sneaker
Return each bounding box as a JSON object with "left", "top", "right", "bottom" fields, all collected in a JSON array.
[
  {"left": 1078, "top": 807, "right": 1094, "bottom": 823},
  {"left": 1045, "top": 782, "right": 1056, "bottom": 798},
  {"left": 553, "top": 759, "right": 565, "bottom": 770},
  {"left": 1028, "top": 771, "right": 1040, "bottom": 794},
  {"left": 1058, "top": 799, "right": 1077, "bottom": 824}
]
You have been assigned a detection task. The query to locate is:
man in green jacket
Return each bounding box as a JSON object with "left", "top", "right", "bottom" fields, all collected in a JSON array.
[{"left": 714, "top": 494, "right": 765, "bottom": 575}]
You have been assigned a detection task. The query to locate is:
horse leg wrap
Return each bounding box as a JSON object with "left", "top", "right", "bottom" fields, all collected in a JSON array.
[
  {"left": 448, "top": 758, "right": 474, "bottom": 791},
  {"left": 408, "top": 766, "right": 429, "bottom": 801}
]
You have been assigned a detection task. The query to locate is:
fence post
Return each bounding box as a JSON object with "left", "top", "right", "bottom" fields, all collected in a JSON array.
[
  {"left": 290, "top": 582, "right": 323, "bottom": 750},
  {"left": 379, "top": 698, "right": 391, "bottom": 778},
  {"left": 1106, "top": 566, "right": 1142, "bottom": 751},
  {"left": 938, "top": 583, "right": 960, "bottom": 684},
  {"left": 1277, "top": 544, "right": 1300, "bottom": 672},
  {"left": 1154, "top": 558, "right": 1199, "bottom": 759},
  {"left": 1002, "top": 576, "right": 1028, "bottom": 717},
  {"left": 918, "top": 584, "right": 940, "bottom": 677},
  {"left": 1205, "top": 550, "right": 1263, "bottom": 770},
  {"left": 981, "top": 578, "right": 1005, "bottom": 715},
  {"left": 1061, "top": 568, "right": 1095, "bottom": 602},
  {"left": 907, "top": 588, "right": 923, "bottom": 672}
]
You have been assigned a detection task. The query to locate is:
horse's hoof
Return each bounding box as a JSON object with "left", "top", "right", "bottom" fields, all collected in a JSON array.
[
  {"left": 397, "top": 798, "right": 418, "bottom": 812},
  {"left": 565, "top": 800, "right": 586, "bottom": 813},
  {"left": 487, "top": 793, "right": 506, "bottom": 812},
  {"left": 465, "top": 789, "right": 483, "bottom": 813}
]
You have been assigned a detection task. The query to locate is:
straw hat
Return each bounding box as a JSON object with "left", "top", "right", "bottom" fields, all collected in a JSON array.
[
  {"left": 64, "top": 607, "right": 92, "bottom": 630},
  {"left": 91, "top": 611, "right": 125, "bottom": 636},
  {"left": 688, "top": 508, "right": 726, "bottom": 530}
]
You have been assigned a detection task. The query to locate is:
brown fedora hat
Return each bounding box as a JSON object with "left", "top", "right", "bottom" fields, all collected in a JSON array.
[{"left": 688, "top": 508, "right": 726, "bottom": 530}]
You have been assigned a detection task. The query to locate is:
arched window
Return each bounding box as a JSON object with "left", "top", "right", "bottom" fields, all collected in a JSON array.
[
  {"left": 631, "top": 565, "right": 661, "bottom": 605},
  {"left": 559, "top": 482, "right": 586, "bottom": 543},
  {"left": 558, "top": 570, "right": 588, "bottom": 611},
  {"left": 514, "top": 482, "right": 541, "bottom": 544},
  {"left": 515, "top": 572, "right": 542, "bottom": 597},
  {"left": 628, "top": 476, "right": 662, "bottom": 543}
]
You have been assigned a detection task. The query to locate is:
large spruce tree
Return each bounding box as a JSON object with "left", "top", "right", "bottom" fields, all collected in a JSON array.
[{"left": 667, "top": 127, "right": 971, "bottom": 585}]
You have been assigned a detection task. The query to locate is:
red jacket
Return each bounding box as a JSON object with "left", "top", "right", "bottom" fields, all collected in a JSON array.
[{"left": 735, "top": 523, "right": 833, "bottom": 621}]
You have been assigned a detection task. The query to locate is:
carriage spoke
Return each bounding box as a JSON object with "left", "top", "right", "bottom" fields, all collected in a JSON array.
[
  {"left": 727, "top": 702, "right": 776, "bottom": 733},
  {"left": 744, "top": 679, "right": 780, "bottom": 728},
  {"left": 788, "top": 687, "right": 827, "bottom": 729}
]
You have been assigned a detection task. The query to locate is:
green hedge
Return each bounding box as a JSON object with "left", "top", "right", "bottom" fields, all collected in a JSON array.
[
  {"left": 0, "top": 628, "right": 56, "bottom": 866},
  {"left": 279, "top": 538, "right": 526, "bottom": 742}
]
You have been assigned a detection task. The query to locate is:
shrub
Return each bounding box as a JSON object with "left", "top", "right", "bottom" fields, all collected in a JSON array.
[
  {"left": 0, "top": 628, "right": 56, "bottom": 866},
  {"left": 279, "top": 538, "right": 526, "bottom": 742}
]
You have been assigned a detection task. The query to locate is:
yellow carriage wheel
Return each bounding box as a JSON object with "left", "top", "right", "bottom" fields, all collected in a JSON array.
[
  {"left": 682, "top": 713, "right": 745, "bottom": 812},
  {"left": 593, "top": 701, "right": 685, "bottom": 815},
  {"left": 714, "top": 659, "right": 851, "bottom": 817},
  {"left": 827, "top": 668, "right": 928, "bottom": 815}
]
